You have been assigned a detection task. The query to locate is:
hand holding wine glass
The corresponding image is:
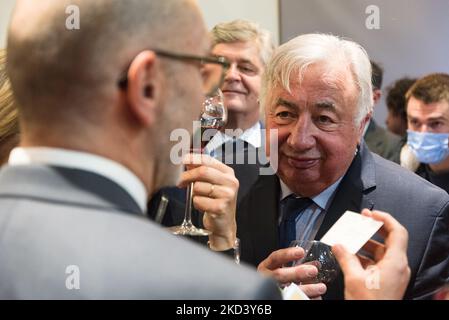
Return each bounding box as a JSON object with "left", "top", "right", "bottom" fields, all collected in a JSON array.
[
  {"left": 290, "top": 240, "right": 340, "bottom": 285},
  {"left": 257, "top": 247, "right": 328, "bottom": 299},
  {"left": 169, "top": 89, "right": 238, "bottom": 247},
  {"left": 178, "top": 153, "right": 239, "bottom": 249}
]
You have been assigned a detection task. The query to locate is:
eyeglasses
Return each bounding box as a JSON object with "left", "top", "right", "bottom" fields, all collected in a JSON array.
[{"left": 117, "top": 49, "right": 230, "bottom": 97}]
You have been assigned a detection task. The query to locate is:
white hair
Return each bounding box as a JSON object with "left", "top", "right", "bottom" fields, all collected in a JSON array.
[{"left": 261, "top": 33, "right": 373, "bottom": 124}]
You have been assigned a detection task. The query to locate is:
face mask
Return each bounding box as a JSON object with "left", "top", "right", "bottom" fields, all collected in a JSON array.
[{"left": 407, "top": 130, "right": 449, "bottom": 164}]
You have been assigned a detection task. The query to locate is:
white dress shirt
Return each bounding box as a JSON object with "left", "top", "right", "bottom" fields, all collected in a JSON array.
[
  {"left": 8, "top": 147, "right": 148, "bottom": 213},
  {"left": 279, "top": 176, "right": 343, "bottom": 242},
  {"left": 204, "top": 122, "right": 262, "bottom": 158}
]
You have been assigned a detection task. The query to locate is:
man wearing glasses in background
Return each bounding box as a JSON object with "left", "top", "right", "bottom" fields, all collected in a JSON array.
[{"left": 0, "top": 0, "right": 281, "bottom": 299}]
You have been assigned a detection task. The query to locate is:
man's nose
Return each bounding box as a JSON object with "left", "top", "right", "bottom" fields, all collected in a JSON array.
[
  {"left": 287, "top": 115, "right": 317, "bottom": 151},
  {"left": 224, "top": 63, "right": 241, "bottom": 82},
  {"left": 418, "top": 124, "right": 430, "bottom": 133}
]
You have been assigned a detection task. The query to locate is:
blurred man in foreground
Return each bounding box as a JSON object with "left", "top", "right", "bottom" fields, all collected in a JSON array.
[{"left": 0, "top": 0, "right": 281, "bottom": 299}]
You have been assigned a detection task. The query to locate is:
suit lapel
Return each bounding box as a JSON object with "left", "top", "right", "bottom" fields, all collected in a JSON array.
[
  {"left": 315, "top": 142, "right": 377, "bottom": 299},
  {"left": 316, "top": 142, "right": 376, "bottom": 240},
  {"left": 237, "top": 172, "right": 280, "bottom": 266}
]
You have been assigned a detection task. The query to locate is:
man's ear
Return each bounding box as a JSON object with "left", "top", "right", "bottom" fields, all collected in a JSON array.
[
  {"left": 358, "top": 112, "right": 372, "bottom": 142},
  {"left": 372, "top": 89, "right": 382, "bottom": 106},
  {"left": 126, "top": 50, "right": 161, "bottom": 126}
]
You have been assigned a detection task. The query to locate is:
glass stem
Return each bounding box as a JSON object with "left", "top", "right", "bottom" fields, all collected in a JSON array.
[{"left": 182, "top": 182, "right": 194, "bottom": 227}]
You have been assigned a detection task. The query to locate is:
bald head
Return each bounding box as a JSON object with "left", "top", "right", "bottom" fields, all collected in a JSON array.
[{"left": 7, "top": 0, "right": 206, "bottom": 128}]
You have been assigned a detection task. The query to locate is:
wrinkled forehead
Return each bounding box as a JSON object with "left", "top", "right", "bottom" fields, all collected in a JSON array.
[
  {"left": 212, "top": 40, "right": 263, "bottom": 65},
  {"left": 269, "top": 61, "right": 359, "bottom": 105}
]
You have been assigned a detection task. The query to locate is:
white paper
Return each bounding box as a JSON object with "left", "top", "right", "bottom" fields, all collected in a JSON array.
[
  {"left": 320, "top": 211, "right": 384, "bottom": 254},
  {"left": 282, "top": 283, "right": 310, "bottom": 300}
]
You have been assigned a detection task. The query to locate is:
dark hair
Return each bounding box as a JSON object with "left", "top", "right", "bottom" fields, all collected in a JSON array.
[
  {"left": 386, "top": 78, "right": 416, "bottom": 119},
  {"left": 370, "top": 61, "right": 383, "bottom": 90},
  {"left": 406, "top": 73, "right": 449, "bottom": 105}
]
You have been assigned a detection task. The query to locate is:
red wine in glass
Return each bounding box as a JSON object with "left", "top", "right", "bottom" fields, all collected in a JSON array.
[{"left": 169, "top": 89, "right": 227, "bottom": 236}]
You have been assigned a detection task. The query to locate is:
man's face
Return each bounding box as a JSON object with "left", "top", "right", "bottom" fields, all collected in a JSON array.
[
  {"left": 265, "top": 62, "right": 366, "bottom": 197},
  {"left": 386, "top": 110, "right": 407, "bottom": 136},
  {"left": 407, "top": 96, "right": 449, "bottom": 134},
  {"left": 212, "top": 41, "right": 264, "bottom": 117},
  {"left": 152, "top": 14, "right": 210, "bottom": 189}
]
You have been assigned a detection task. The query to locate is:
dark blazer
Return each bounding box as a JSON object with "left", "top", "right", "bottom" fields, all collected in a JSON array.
[
  {"left": 0, "top": 164, "right": 281, "bottom": 299},
  {"left": 237, "top": 142, "right": 449, "bottom": 300},
  {"left": 415, "top": 164, "right": 449, "bottom": 194},
  {"left": 364, "top": 120, "right": 402, "bottom": 163}
]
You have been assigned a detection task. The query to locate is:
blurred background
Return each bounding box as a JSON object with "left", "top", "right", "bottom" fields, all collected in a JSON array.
[{"left": 1, "top": 0, "right": 448, "bottom": 127}]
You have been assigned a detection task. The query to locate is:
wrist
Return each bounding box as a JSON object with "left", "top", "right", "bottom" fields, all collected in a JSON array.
[
  {"left": 208, "top": 238, "right": 240, "bottom": 264},
  {"left": 208, "top": 232, "right": 236, "bottom": 251}
]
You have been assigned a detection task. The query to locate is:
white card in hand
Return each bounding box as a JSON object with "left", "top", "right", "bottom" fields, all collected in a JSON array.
[{"left": 320, "top": 211, "right": 383, "bottom": 254}]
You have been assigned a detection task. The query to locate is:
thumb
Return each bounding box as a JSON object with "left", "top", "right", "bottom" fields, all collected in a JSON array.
[{"left": 332, "top": 244, "right": 363, "bottom": 275}]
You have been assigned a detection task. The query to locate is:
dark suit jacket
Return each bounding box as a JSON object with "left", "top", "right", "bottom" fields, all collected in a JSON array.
[
  {"left": 0, "top": 164, "right": 281, "bottom": 299},
  {"left": 237, "top": 142, "right": 449, "bottom": 300},
  {"left": 364, "top": 120, "right": 402, "bottom": 163},
  {"left": 415, "top": 164, "right": 449, "bottom": 194}
]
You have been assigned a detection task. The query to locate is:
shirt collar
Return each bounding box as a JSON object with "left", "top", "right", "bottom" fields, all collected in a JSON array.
[
  {"left": 279, "top": 176, "right": 344, "bottom": 210},
  {"left": 8, "top": 147, "right": 148, "bottom": 213},
  {"left": 204, "top": 122, "right": 261, "bottom": 155}
]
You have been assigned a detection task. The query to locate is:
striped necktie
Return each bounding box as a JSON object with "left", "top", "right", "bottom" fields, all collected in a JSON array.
[{"left": 279, "top": 196, "right": 313, "bottom": 249}]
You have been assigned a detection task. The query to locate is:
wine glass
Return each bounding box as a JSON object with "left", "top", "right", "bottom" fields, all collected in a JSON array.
[
  {"left": 169, "top": 89, "right": 227, "bottom": 236},
  {"left": 290, "top": 240, "right": 340, "bottom": 284}
]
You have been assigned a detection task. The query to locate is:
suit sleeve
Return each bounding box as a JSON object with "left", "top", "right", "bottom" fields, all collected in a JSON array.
[{"left": 412, "top": 199, "right": 449, "bottom": 299}]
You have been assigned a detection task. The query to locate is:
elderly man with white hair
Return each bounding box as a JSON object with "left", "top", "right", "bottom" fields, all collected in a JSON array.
[{"left": 235, "top": 33, "right": 449, "bottom": 300}]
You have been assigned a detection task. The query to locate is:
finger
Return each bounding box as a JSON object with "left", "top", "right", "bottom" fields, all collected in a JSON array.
[
  {"left": 332, "top": 244, "right": 364, "bottom": 276},
  {"left": 259, "top": 247, "right": 305, "bottom": 270},
  {"left": 361, "top": 209, "right": 388, "bottom": 239},
  {"left": 183, "top": 153, "right": 234, "bottom": 175},
  {"left": 193, "top": 195, "right": 235, "bottom": 216},
  {"left": 369, "top": 210, "right": 409, "bottom": 254},
  {"left": 361, "top": 239, "right": 386, "bottom": 261},
  {"left": 299, "top": 283, "right": 327, "bottom": 299},
  {"left": 192, "top": 181, "right": 229, "bottom": 199},
  {"left": 178, "top": 166, "right": 238, "bottom": 189},
  {"left": 270, "top": 264, "right": 319, "bottom": 285},
  {"left": 302, "top": 260, "right": 321, "bottom": 270},
  {"left": 361, "top": 208, "right": 373, "bottom": 217}
]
